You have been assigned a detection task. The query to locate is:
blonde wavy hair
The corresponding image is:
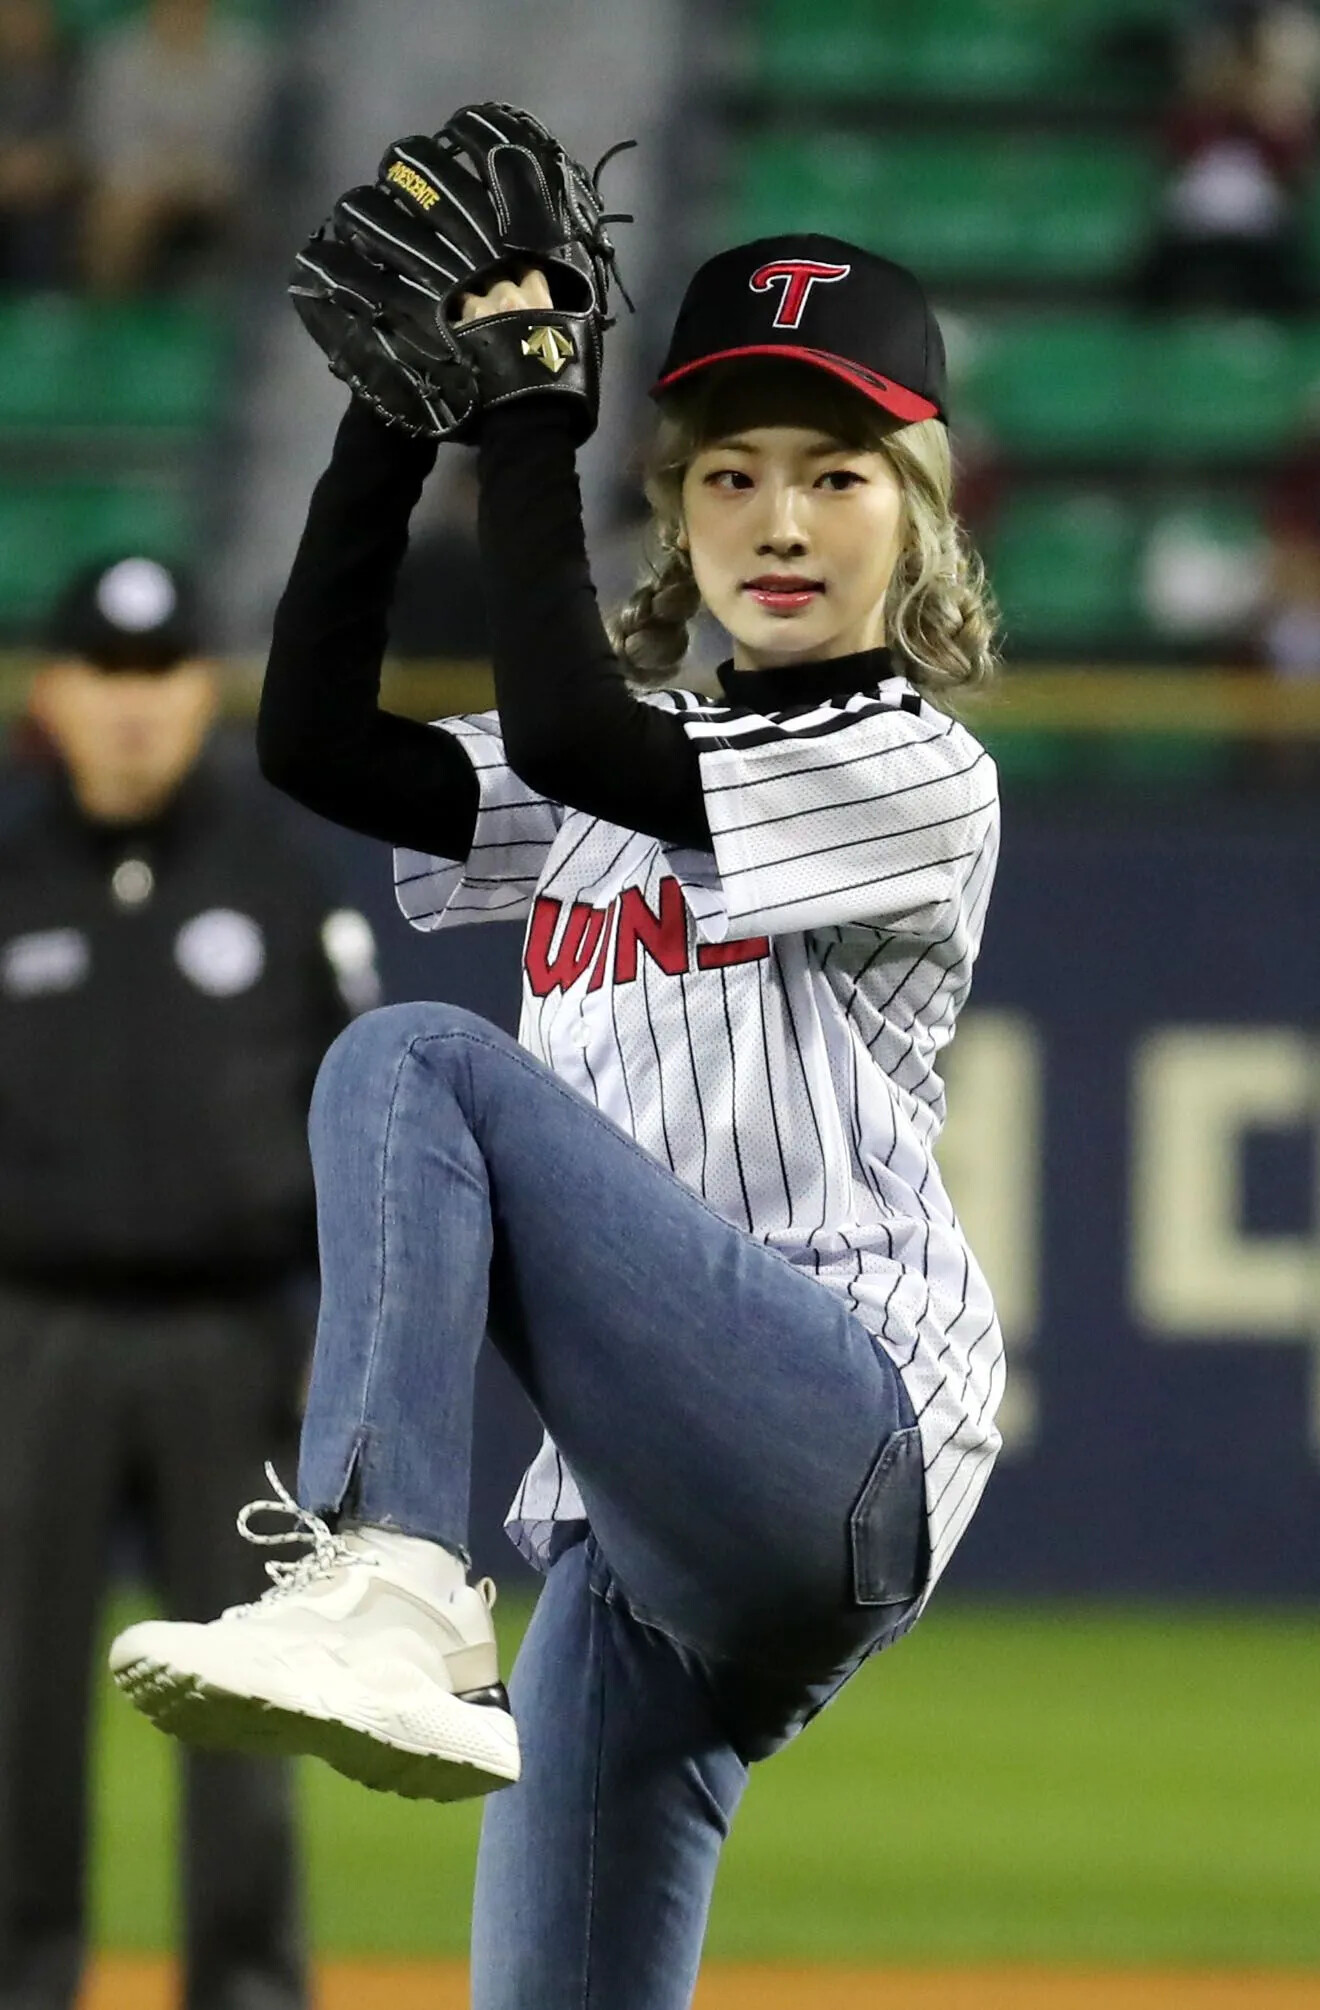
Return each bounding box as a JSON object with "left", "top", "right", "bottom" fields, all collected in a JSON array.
[{"left": 609, "top": 359, "right": 999, "bottom": 702}]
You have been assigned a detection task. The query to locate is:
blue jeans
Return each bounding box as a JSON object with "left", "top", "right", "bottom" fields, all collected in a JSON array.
[{"left": 299, "top": 1003, "right": 926, "bottom": 2010}]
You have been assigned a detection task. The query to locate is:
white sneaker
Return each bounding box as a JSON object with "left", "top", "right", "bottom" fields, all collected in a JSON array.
[{"left": 108, "top": 1466, "right": 520, "bottom": 1803}]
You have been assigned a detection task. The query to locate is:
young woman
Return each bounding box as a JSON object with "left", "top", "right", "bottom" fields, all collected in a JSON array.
[{"left": 112, "top": 232, "right": 1003, "bottom": 2010}]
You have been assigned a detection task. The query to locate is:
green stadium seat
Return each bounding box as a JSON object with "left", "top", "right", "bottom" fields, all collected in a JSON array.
[
  {"left": 0, "top": 300, "right": 229, "bottom": 435},
  {"left": 754, "top": 0, "right": 1185, "bottom": 101},
  {"left": 0, "top": 298, "right": 91, "bottom": 432},
  {"left": 755, "top": 0, "right": 1072, "bottom": 99},
  {"left": 987, "top": 489, "right": 1145, "bottom": 649},
  {"left": 958, "top": 314, "right": 1320, "bottom": 461},
  {"left": 959, "top": 316, "right": 1150, "bottom": 456},
  {"left": 0, "top": 484, "right": 194, "bottom": 631},
  {"left": 733, "top": 135, "right": 1159, "bottom": 284},
  {"left": 1146, "top": 319, "right": 1300, "bottom": 457},
  {"left": 93, "top": 304, "right": 231, "bottom": 430},
  {"left": 56, "top": 0, "right": 274, "bottom": 31}
]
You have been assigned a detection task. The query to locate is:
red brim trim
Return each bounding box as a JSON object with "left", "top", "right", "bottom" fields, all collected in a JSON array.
[{"left": 650, "top": 345, "right": 941, "bottom": 424}]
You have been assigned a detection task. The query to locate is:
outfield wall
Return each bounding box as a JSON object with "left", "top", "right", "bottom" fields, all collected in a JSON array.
[
  {"left": 4, "top": 760, "right": 1315, "bottom": 1596},
  {"left": 334, "top": 793, "right": 1320, "bottom": 1598}
]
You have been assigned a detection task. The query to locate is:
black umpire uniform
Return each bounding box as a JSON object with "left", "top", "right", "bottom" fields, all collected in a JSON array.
[{"left": 0, "top": 561, "right": 376, "bottom": 2010}]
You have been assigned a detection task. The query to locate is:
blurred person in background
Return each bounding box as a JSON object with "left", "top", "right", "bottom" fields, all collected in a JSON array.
[
  {"left": 1134, "top": 0, "right": 1320, "bottom": 313},
  {"left": 0, "top": 554, "right": 378, "bottom": 2010},
  {"left": 0, "top": 0, "right": 78, "bottom": 289},
  {"left": 1259, "top": 386, "right": 1320, "bottom": 673},
  {"left": 79, "top": 0, "right": 276, "bottom": 295}
]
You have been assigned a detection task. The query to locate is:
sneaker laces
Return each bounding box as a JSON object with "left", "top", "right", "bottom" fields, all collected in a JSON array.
[{"left": 223, "top": 1462, "right": 378, "bottom": 1616}]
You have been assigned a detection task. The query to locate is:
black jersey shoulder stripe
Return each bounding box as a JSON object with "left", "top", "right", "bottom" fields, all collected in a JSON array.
[
  {"left": 640, "top": 687, "right": 709, "bottom": 713},
  {"left": 684, "top": 699, "right": 927, "bottom": 750},
  {"left": 719, "top": 683, "right": 913, "bottom": 733},
  {"left": 682, "top": 686, "right": 916, "bottom": 734},
  {"left": 650, "top": 682, "right": 909, "bottom": 727},
  {"left": 710, "top": 748, "right": 993, "bottom": 841},
  {"left": 696, "top": 713, "right": 958, "bottom": 796}
]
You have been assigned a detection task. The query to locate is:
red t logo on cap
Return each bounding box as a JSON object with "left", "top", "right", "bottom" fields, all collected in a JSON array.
[{"left": 749, "top": 259, "right": 852, "bottom": 330}]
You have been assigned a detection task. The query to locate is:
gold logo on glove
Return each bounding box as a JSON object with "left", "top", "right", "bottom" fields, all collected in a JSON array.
[
  {"left": 521, "top": 326, "right": 575, "bottom": 375},
  {"left": 387, "top": 161, "right": 440, "bottom": 210}
]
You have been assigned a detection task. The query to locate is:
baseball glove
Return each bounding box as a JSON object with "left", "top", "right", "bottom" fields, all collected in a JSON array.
[{"left": 289, "top": 102, "right": 633, "bottom": 442}]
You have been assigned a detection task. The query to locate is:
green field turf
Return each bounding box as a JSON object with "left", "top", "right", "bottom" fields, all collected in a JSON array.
[{"left": 93, "top": 1594, "right": 1320, "bottom": 1967}]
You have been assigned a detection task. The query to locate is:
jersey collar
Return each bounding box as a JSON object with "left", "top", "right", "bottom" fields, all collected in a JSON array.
[{"left": 716, "top": 644, "right": 896, "bottom": 710}]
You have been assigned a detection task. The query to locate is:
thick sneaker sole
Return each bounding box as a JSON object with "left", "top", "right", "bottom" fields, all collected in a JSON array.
[{"left": 109, "top": 1639, "right": 520, "bottom": 1804}]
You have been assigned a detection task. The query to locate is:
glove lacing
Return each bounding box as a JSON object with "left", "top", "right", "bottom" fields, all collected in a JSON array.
[
  {"left": 586, "top": 137, "right": 637, "bottom": 319},
  {"left": 222, "top": 1461, "right": 378, "bottom": 1617}
]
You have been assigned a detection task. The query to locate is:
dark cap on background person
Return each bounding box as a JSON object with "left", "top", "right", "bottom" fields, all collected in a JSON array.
[
  {"left": 652, "top": 233, "right": 948, "bottom": 426},
  {"left": 46, "top": 556, "right": 204, "bottom": 672}
]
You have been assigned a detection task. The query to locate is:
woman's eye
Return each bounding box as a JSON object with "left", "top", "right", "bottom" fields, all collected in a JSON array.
[
  {"left": 705, "top": 468, "right": 753, "bottom": 490},
  {"left": 818, "top": 468, "right": 864, "bottom": 491}
]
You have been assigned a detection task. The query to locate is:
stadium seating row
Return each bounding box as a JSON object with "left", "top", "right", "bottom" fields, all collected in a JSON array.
[
  {"left": 755, "top": 0, "right": 1181, "bottom": 102},
  {"left": 734, "top": 133, "right": 1320, "bottom": 286},
  {"left": 5, "top": 301, "right": 1313, "bottom": 463},
  {"left": 988, "top": 489, "right": 1265, "bottom": 650},
  {"left": 0, "top": 474, "right": 1263, "bottom": 651},
  {"left": 0, "top": 484, "right": 194, "bottom": 629},
  {"left": 0, "top": 299, "right": 230, "bottom": 437},
  {"left": 957, "top": 314, "right": 1320, "bottom": 458},
  {"left": 53, "top": 0, "right": 274, "bottom": 31}
]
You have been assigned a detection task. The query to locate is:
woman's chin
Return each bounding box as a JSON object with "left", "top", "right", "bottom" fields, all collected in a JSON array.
[{"left": 728, "top": 616, "right": 851, "bottom": 668}]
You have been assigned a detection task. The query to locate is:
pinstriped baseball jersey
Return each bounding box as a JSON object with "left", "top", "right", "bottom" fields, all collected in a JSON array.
[{"left": 394, "top": 674, "right": 1003, "bottom": 1600}]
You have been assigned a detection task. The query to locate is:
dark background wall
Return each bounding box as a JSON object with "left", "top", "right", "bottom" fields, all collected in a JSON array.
[
  {"left": 327, "top": 788, "right": 1320, "bottom": 1596},
  {"left": 6, "top": 751, "right": 1316, "bottom": 1594}
]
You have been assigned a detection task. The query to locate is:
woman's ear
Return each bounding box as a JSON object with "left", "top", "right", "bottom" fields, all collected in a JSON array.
[{"left": 675, "top": 523, "right": 689, "bottom": 553}]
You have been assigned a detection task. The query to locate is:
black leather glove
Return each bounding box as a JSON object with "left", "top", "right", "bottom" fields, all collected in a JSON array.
[{"left": 288, "top": 102, "right": 632, "bottom": 443}]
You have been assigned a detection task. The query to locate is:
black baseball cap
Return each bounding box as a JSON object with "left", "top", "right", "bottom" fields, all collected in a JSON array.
[
  {"left": 46, "top": 555, "right": 202, "bottom": 672},
  {"left": 652, "top": 234, "right": 947, "bottom": 425}
]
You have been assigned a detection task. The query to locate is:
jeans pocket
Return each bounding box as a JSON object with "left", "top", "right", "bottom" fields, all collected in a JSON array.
[{"left": 849, "top": 1424, "right": 927, "bottom": 1607}]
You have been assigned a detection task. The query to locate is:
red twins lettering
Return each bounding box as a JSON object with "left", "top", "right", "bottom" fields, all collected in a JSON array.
[
  {"left": 749, "top": 259, "right": 851, "bottom": 330},
  {"left": 525, "top": 879, "right": 769, "bottom": 996},
  {"left": 524, "top": 898, "right": 606, "bottom": 997}
]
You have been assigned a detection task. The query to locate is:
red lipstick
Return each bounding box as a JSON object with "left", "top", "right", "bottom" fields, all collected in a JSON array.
[{"left": 744, "top": 574, "right": 824, "bottom": 614}]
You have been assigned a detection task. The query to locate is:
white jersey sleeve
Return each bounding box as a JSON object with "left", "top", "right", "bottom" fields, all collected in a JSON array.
[
  {"left": 393, "top": 711, "right": 564, "bottom": 933},
  {"left": 659, "top": 687, "right": 998, "bottom": 942}
]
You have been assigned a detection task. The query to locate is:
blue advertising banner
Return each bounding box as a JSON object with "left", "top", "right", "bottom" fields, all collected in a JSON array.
[
  {"left": 19, "top": 777, "right": 1267, "bottom": 1597},
  {"left": 331, "top": 798, "right": 1320, "bottom": 1597},
  {"left": 940, "top": 801, "right": 1320, "bottom": 1598}
]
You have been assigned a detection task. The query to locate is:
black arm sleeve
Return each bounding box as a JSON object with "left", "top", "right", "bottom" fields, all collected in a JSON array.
[
  {"left": 477, "top": 403, "right": 712, "bottom": 851},
  {"left": 258, "top": 399, "right": 481, "bottom": 859}
]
